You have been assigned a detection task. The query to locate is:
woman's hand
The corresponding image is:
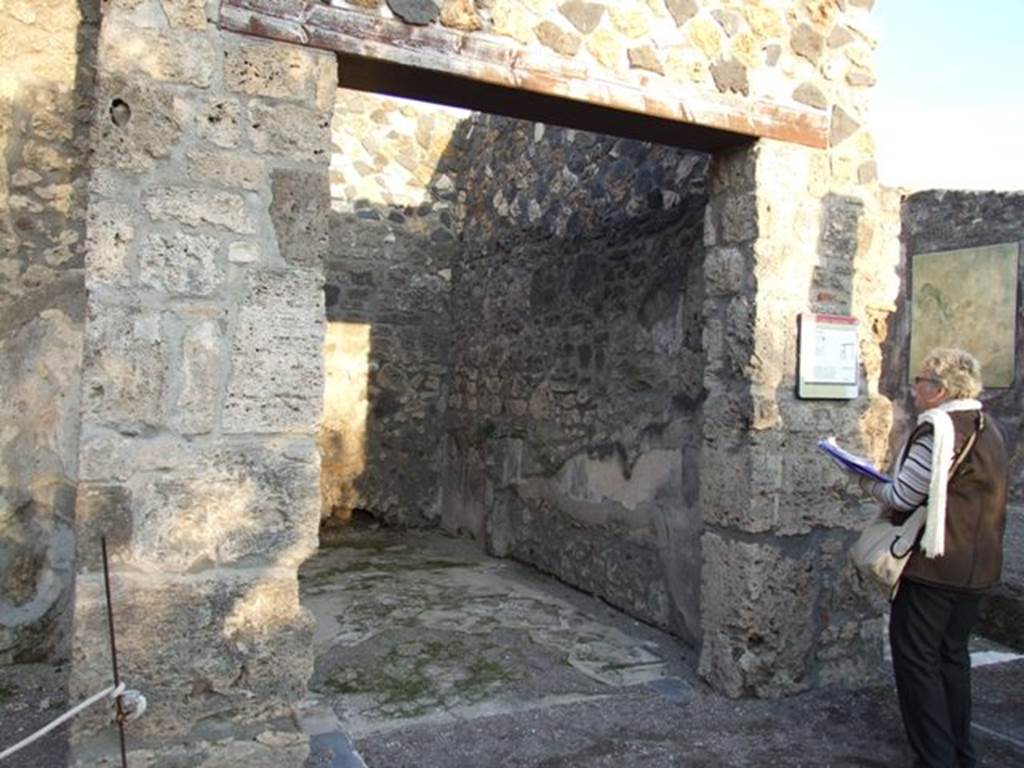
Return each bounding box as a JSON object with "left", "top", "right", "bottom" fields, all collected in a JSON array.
[{"left": 857, "top": 475, "right": 877, "bottom": 494}]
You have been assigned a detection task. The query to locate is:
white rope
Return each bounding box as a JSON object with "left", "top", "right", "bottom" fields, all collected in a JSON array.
[{"left": 0, "top": 682, "right": 125, "bottom": 762}]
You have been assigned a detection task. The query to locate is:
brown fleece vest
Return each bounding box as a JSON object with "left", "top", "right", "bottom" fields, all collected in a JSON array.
[{"left": 900, "top": 411, "right": 1008, "bottom": 592}]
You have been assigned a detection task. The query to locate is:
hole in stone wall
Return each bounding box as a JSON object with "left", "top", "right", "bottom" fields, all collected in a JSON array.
[{"left": 109, "top": 98, "right": 131, "bottom": 127}]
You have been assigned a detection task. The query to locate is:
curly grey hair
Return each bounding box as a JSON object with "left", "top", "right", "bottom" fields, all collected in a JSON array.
[{"left": 921, "top": 348, "right": 983, "bottom": 399}]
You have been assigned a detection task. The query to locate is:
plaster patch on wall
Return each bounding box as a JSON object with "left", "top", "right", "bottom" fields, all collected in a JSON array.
[{"left": 551, "top": 448, "right": 681, "bottom": 522}]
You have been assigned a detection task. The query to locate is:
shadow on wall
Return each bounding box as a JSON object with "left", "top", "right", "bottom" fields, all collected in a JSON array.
[
  {"left": 67, "top": 459, "right": 321, "bottom": 762},
  {"left": 815, "top": 191, "right": 892, "bottom": 460},
  {"left": 0, "top": 0, "right": 100, "bottom": 684},
  {"left": 319, "top": 89, "right": 465, "bottom": 530},
  {"left": 446, "top": 116, "right": 710, "bottom": 642},
  {"left": 0, "top": 0, "right": 101, "bottom": 763},
  {"left": 320, "top": 88, "right": 712, "bottom": 642}
]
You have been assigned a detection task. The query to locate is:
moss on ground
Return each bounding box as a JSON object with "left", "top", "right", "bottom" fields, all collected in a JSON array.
[
  {"left": 320, "top": 636, "right": 520, "bottom": 719},
  {"left": 301, "top": 556, "right": 474, "bottom": 590},
  {"left": 457, "top": 659, "right": 517, "bottom": 692}
]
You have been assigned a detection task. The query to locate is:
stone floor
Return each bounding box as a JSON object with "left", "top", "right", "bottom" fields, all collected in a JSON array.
[
  {"left": 2, "top": 518, "right": 1023, "bottom": 767},
  {"left": 298, "top": 521, "right": 1024, "bottom": 768}
]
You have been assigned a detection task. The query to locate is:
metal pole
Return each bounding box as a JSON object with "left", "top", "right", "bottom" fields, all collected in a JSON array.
[{"left": 101, "top": 536, "right": 129, "bottom": 768}]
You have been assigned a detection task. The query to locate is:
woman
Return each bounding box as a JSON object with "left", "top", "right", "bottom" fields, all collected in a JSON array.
[{"left": 854, "top": 348, "right": 1008, "bottom": 768}]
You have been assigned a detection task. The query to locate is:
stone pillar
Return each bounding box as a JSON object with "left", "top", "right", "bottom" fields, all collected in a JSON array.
[
  {"left": 0, "top": 0, "right": 97, "bottom": 665},
  {"left": 698, "top": 139, "right": 894, "bottom": 697},
  {"left": 70, "top": 1, "right": 336, "bottom": 763}
]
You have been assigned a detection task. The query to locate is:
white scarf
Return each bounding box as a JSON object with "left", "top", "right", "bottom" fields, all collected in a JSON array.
[{"left": 916, "top": 398, "right": 983, "bottom": 558}]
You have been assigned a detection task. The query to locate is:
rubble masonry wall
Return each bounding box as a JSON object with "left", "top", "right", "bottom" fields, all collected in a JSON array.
[
  {"left": 892, "top": 190, "right": 1024, "bottom": 501},
  {"left": 328, "top": 0, "right": 877, "bottom": 127},
  {"left": 444, "top": 116, "right": 710, "bottom": 640},
  {"left": 321, "top": 89, "right": 467, "bottom": 527}
]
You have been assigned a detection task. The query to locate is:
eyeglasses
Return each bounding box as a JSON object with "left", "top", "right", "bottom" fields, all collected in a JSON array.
[{"left": 914, "top": 376, "right": 941, "bottom": 387}]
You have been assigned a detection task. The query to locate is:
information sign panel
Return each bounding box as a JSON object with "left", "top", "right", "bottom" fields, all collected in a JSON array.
[{"left": 798, "top": 313, "right": 859, "bottom": 399}]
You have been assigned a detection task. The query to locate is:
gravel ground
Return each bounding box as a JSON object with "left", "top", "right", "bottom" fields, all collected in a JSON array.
[{"left": 0, "top": 663, "right": 70, "bottom": 768}]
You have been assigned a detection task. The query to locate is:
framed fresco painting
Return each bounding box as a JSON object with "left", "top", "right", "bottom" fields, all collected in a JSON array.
[{"left": 909, "top": 241, "right": 1019, "bottom": 388}]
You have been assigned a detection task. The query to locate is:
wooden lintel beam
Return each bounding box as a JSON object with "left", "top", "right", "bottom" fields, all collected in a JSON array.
[{"left": 218, "top": 0, "right": 829, "bottom": 150}]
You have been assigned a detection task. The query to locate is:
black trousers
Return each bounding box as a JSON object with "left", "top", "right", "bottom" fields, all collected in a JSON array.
[{"left": 890, "top": 579, "right": 983, "bottom": 768}]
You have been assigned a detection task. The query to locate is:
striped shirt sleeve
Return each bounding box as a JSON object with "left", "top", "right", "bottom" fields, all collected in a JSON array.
[{"left": 861, "top": 432, "right": 935, "bottom": 512}]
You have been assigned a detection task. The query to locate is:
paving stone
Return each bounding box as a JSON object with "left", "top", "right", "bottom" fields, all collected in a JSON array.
[
  {"left": 248, "top": 100, "right": 331, "bottom": 163},
  {"left": 490, "top": 2, "right": 534, "bottom": 44},
  {"left": 743, "top": 4, "right": 785, "bottom": 38},
  {"left": 729, "top": 30, "right": 762, "bottom": 69},
  {"left": 187, "top": 148, "right": 266, "bottom": 191},
  {"left": 829, "top": 24, "right": 855, "bottom": 48},
  {"left": 80, "top": 302, "right": 166, "bottom": 430},
  {"left": 608, "top": 6, "right": 649, "bottom": 39},
  {"left": 197, "top": 98, "right": 244, "bottom": 148},
  {"left": 85, "top": 200, "right": 134, "bottom": 288},
  {"left": 585, "top": 27, "right": 624, "bottom": 69},
  {"left": 172, "top": 319, "right": 224, "bottom": 435},
  {"left": 830, "top": 103, "right": 861, "bottom": 145},
  {"left": 711, "top": 8, "right": 742, "bottom": 36}
]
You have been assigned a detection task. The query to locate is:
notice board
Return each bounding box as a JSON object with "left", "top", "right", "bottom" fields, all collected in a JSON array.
[{"left": 798, "top": 313, "right": 859, "bottom": 399}]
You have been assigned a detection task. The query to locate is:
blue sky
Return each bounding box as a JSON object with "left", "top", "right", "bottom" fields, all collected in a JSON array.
[{"left": 871, "top": 1, "right": 1023, "bottom": 191}]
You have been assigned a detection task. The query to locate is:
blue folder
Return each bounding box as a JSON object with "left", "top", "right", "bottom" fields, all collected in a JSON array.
[{"left": 817, "top": 438, "right": 891, "bottom": 483}]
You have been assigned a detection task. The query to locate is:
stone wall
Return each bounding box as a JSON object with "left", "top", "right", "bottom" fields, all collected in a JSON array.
[
  {"left": 0, "top": 0, "right": 98, "bottom": 663},
  {"left": 444, "top": 114, "right": 710, "bottom": 639},
  {"left": 696, "top": 143, "right": 900, "bottom": 697},
  {"left": 892, "top": 190, "right": 1024, "bottom": 500},
  {"left": 326, "top": 0, "right": 875, "bottom": 129},
  {"left": 653, "top": 0, "right": 896, "bottom": 698},
  {"left": 320, "top": 90, "right": 466, "bottom": 527},
  {"left": 69, "top": 1, "right": 336, "bottom": 763}
]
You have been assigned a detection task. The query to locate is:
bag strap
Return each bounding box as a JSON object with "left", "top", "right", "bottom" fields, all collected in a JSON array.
[{"left": 949, "top": 412, "right": 984, "bottom": 480}]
